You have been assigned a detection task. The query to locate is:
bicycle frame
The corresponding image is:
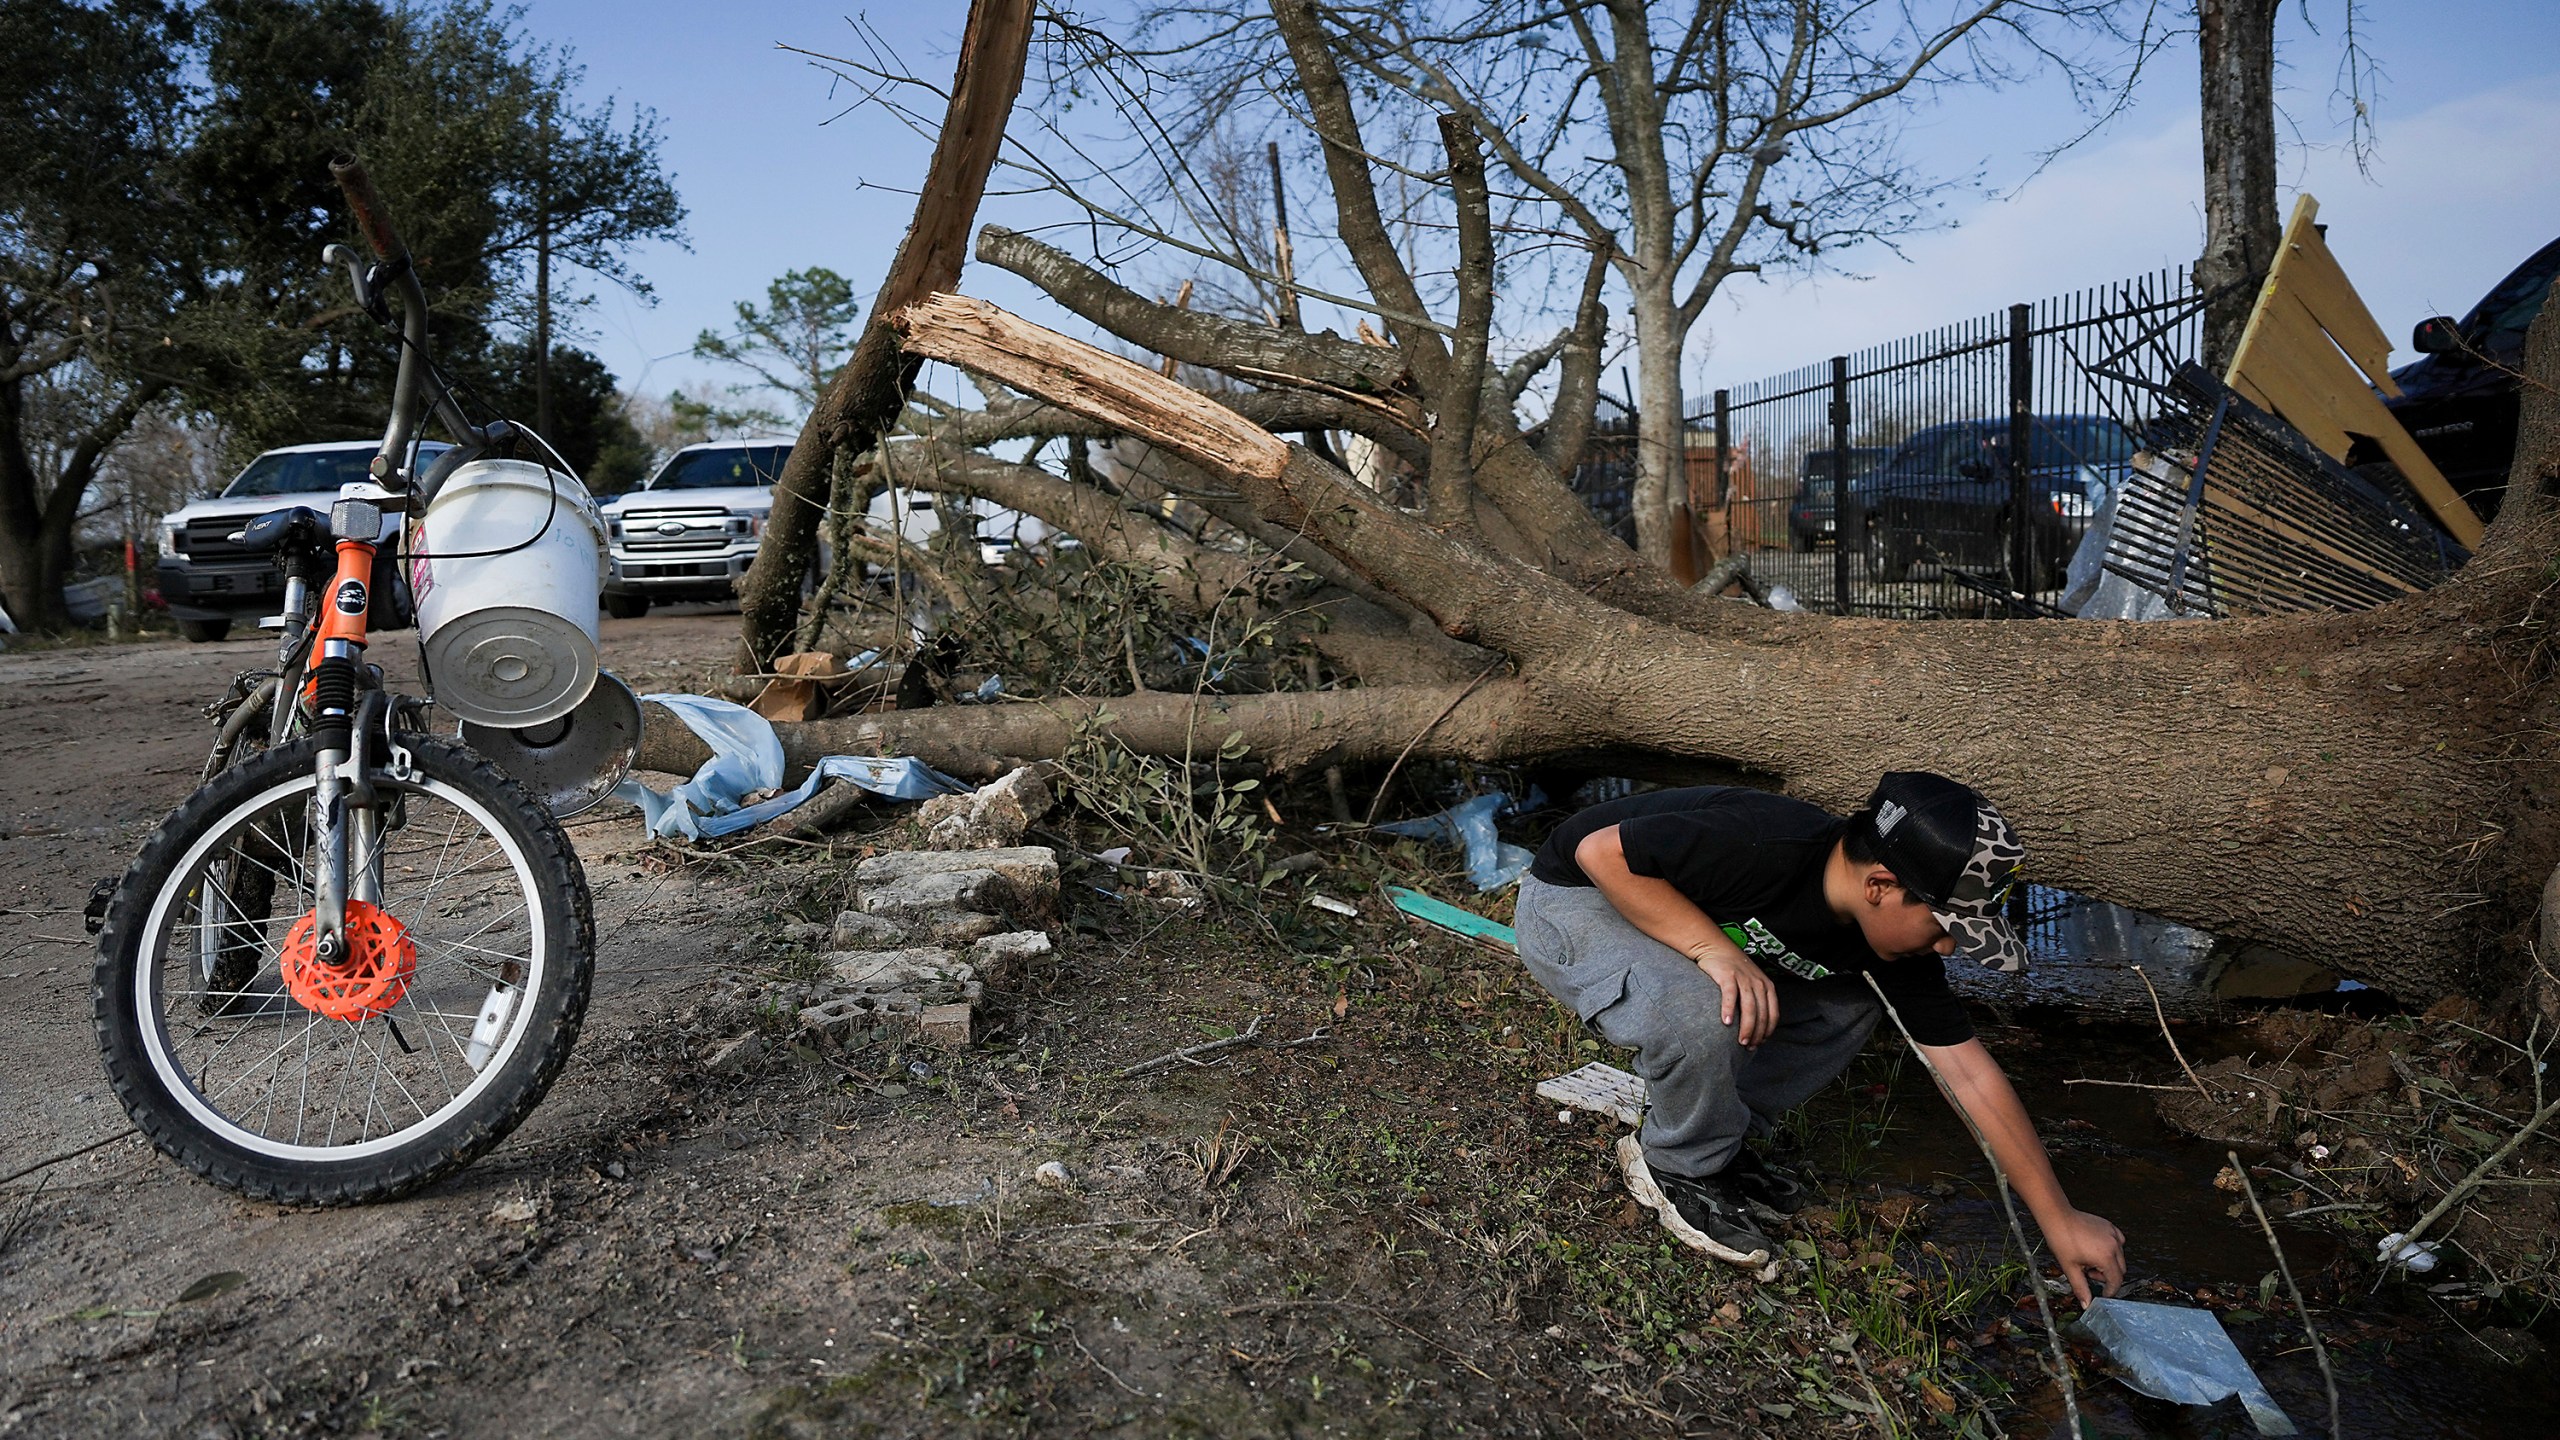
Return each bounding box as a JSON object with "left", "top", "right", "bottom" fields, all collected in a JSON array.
[{"left": 294, "top": 156, "right": 505, "bottom": 969}]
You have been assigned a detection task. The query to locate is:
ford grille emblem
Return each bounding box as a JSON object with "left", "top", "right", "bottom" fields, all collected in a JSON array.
[{"left": 656, "top": 520, "right": 688, "bottom": 536}]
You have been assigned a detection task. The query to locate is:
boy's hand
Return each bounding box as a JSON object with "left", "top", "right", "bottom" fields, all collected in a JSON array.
[
  {"left": 1685, "top": 941, "right": 1779, "bottom": 1046},
  {"left": 2044, "top": 1208, "right": 2127, "bottom": 1306}
]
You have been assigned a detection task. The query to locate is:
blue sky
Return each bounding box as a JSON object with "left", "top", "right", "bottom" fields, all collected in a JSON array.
[{"left": 517, "top": 2, "right": 2560, "bottom": 413}]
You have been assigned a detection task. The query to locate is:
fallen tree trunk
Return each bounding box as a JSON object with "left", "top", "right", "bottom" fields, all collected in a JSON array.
[
  {"left": 801, "top": 288, "right": 2553, "bottom": 1003},
  {"left": 637, "top": 679, "right": 1537, "bottom": 781}
]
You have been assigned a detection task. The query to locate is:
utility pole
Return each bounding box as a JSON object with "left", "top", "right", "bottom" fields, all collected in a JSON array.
[{"left": 534, "top": 98, "right": 554, "bottom": 438}]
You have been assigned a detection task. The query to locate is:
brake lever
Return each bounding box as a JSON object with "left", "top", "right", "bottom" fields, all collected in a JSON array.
[{"left": 322, "top": 242, "right": 377, "bottom": 318}]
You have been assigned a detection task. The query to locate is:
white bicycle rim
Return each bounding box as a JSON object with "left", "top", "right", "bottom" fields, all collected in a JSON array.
[{"left": 131, "top": 767, "right": 551, "bottom": 1163}]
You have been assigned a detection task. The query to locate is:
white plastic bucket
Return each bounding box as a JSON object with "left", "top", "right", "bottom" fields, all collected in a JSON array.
[{"left": 409, "top": 458, "right": 607, "bottom": 728}]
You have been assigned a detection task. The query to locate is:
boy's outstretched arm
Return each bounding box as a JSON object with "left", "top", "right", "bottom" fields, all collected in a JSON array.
[{"left": 1921, "top": 1037, "right": 2126, "bottom": 1306}]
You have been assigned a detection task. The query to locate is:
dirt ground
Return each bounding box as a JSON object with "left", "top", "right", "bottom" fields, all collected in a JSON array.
[
  {"left": 0, "top": 612, "right": 1698, "bottom": 1439},
  {"left": 5, "top": 612, "right": 2553, "bottom": 1440}
]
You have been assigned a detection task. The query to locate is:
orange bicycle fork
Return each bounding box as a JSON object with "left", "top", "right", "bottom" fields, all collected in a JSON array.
[{"left": 303, "top": 534, "right": 385, "bottom": 968}]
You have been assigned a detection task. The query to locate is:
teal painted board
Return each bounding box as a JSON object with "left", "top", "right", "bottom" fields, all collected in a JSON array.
[{"left": 1386, "top": 886, "right": 1518, "bottom": 952}]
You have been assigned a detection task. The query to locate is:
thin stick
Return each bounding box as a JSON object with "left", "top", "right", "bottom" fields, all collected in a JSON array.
[
  {"left": 1114, "top": 1013, "right": 1268, "bottom": 1078},
  {"left": 1864, "top": 974, "right": 2080, "bottom": 1438},
  {"left": 1071, "top": 1329, "right": 1149, "bottom": 1397},
  {"left": 2061, "top": 1077, "right": 2191, "bottom": 1091},
  {"left": 0, "top": 1127, "right": 135, "bottom": 1190},
  {"left": 0, "top": 1173, "right": 51, "bottom": 1259},
  {"left": 2229, "top": 1149, "right": 2342, "bottom": 1440},
  {"left": 2132, "top": 964, "right": 2213, "bottom": 1099},
  {"left": 2394, "top": 1091, "right": 2560, "bottom": 1254}
]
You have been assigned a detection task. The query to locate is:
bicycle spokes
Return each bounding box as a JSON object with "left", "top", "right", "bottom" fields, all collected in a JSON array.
[{"left": 143, "top": 774, "right": 544, "bottom": 1150}]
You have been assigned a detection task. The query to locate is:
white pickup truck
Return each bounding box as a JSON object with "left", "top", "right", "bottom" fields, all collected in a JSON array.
[{"left": 156, "top": 439, "right": 444, "bottom": 642}]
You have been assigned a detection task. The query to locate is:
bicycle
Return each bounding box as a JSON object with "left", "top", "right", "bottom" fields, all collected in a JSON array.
[{"left": 91, "top": 159, "right": 598, "bottom": 1204}]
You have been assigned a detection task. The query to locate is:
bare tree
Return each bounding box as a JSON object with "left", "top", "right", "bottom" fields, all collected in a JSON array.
[
  {"left": 2195, "top": 0, "right": 2279, "bottom": 371},
  {"left": 1014, "top": 0, "right": 2149, "bottom": 570}
]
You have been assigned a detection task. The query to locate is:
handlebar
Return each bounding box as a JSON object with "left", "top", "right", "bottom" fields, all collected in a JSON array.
[
  {"left": 327, "top": 156, "right": 499, "bottom": 496},
  {"left": 328, "top": 155, "right": 405, "bottom": 264}
]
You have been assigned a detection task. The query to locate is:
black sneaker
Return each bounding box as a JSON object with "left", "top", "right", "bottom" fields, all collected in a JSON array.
[
  {"left": 1723, "top": 1148, "right": 1811, "bottom": 1215},
  {"left": 1616, "top": 1136, "right": 1776, "bottom": 1267}
]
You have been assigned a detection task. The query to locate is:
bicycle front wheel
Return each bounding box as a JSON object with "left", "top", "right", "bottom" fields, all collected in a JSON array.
[{"left": 94, "top": 735, "right": 595, "bottom": 1204}]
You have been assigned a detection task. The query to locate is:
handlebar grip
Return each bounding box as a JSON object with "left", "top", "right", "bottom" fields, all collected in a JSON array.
[{"left": 328, "top": 155, "right": 407, "bottom": 262}]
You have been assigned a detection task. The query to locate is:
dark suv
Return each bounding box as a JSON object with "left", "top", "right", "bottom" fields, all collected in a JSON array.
[
  {"left": 2364, "top": 235, "right": 2560, "bottom": 505},
  {"left": 1785, "top": 446, "right": 1890, "bottom": 550},
  {"left": 1850, "top": 415, "right": 2134, "bottom": 587}
]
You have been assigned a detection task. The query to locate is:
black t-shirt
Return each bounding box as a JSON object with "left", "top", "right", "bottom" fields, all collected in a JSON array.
[{"left": 1530, "top": 786, "right": 1975, "bottom": 1045}]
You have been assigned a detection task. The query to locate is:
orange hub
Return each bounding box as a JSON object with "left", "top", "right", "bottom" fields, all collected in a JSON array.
[{"left": 279, "top": 900, "right": 417, "bottom": 1021}]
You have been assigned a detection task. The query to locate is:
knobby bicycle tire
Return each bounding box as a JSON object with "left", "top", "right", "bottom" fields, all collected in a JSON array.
[{"left": 93, "top": 735, "right": 595, "bottom": 1204}]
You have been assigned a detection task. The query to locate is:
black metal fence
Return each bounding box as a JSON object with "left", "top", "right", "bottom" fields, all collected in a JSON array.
[{"left": 1698, "top": 267, "right": 2202, "bottom": 617}]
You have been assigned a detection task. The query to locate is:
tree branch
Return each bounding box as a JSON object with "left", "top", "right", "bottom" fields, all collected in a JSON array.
[
  {"left": 1269, "top": 0, "right": 1451, "bottom": 398},
  {"left": 1427, "top": 113, "right": 1493, "bottom": 531},
  {"left": 975, "top": 225, "right": 1410, "bottom": 395}
]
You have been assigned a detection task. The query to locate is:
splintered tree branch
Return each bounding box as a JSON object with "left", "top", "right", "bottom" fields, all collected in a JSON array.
[
  {"left": 911, "top": 388, "right": 1433, "bottom": 467},
  {"left": 975, "top": 226, "right": 1409, "bottom": 395},
  {"left": 890, "top": 292, "right": 1591, "bottom": 654},
  {"left": 735, "top": 0, "right": 1033, "bottom": 670}
]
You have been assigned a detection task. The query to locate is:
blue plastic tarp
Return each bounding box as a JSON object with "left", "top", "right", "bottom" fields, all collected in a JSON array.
[
  {"left": 612, "top": 693, "right": 967, "bottom": 840},
  {"left": 1376, "top": 789, "right": 1544, "bottom": 891},
  {"left": 2077, "top": 1299, "right": 2296, "bottom": 1436}
]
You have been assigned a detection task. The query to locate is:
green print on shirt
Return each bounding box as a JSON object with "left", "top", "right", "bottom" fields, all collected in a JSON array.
[{"left": 1720, "top": 918, "right": 1833, "bottom": 981}]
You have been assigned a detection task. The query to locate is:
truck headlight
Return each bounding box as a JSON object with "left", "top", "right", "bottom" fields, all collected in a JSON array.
[
  {"left": 743, "top": 512, "right": 766, "bottom": 537},
  {"left": 158, "top": 521, "right": 183, "bottom": 556}
]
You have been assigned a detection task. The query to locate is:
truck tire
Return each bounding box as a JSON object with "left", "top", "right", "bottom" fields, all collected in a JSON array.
[
  {"left": 178, "top": 618, "right": 232, "bottom": 644},
  {"left": 603, "top": 593, "right": 650, "bottom": 620}
]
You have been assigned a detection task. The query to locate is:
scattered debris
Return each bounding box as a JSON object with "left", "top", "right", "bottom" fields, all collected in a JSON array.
[
  {"left": 487, "top": 1197, "right": 541, "bottom": 1226},
  {"left": 1385, "top": 886, "right": 1517, "bottom": 952},
  {"left": 2076, "top": 1298, "right": 2296, "bottom": 1436},
  {"left": 1033, "top": 1160, "right": 1072, "bottom": 1190},
  {"left": 1137, "top": 870, "right": 1205, "bottom": 910},
  {"left": 1374, "top": 791, "right": 1539, "bottom": 891},
  {"left": 1536, "top": 1062, "right": 1649, "bottom": 1127},
  {"left": 703, "top": 1033, "right": 766, "bottom": 1075},
  {"left": 748, "top": 651, "right": 848, "bottom": 723},
  {"left": 789, "top": 846, "right": 1064, "bottom": 1050},
  {"left": 966, "top": 929, "right": 1051, "bottom": 987},
  {"left": 1115, "top": 1014, "right": 1268, "bottom": 1079},
  {"left": 919, "top": 1003, "right": 973, "bottom": 1047},
  {"left": 855, "top": 846, "right": 1060, "bottom": 927},
  {"left": 616, "top": 693, "right": 964, "bottom": 840},
  {"left": 1307, "top": 894, "right": 1359, "bottom": 917},
  {"left": 2375, "top": 1232, "right": 2442, "bottom": 1273},
  {"left": 828, "top": 910, "right": 911, "bottom": 950},
  {"left": 914, "top": 763, "right": 1058, "bottom": 850}
]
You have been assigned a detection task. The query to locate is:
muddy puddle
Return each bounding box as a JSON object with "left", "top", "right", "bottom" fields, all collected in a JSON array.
[{"left": 1846, "top": 906, "right": 2560, "bottom": 1439}]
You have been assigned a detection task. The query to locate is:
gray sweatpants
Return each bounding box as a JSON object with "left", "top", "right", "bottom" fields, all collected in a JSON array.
[{"left": 1513, "top": 875, "right": 1881, "bottom": 1180}]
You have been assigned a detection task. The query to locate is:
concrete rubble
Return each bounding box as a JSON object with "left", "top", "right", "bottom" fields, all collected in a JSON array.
[
  {"left": 791, "top": 843, "right": 1062, "bottom": 1051},
  {"left": 911, "top": 763, "right": 1058, "bottom": 851}
]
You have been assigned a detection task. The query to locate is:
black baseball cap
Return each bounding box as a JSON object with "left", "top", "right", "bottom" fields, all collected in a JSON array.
[{"left": 1862, "top": 772, "right": 2027, "bottom": 972}]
